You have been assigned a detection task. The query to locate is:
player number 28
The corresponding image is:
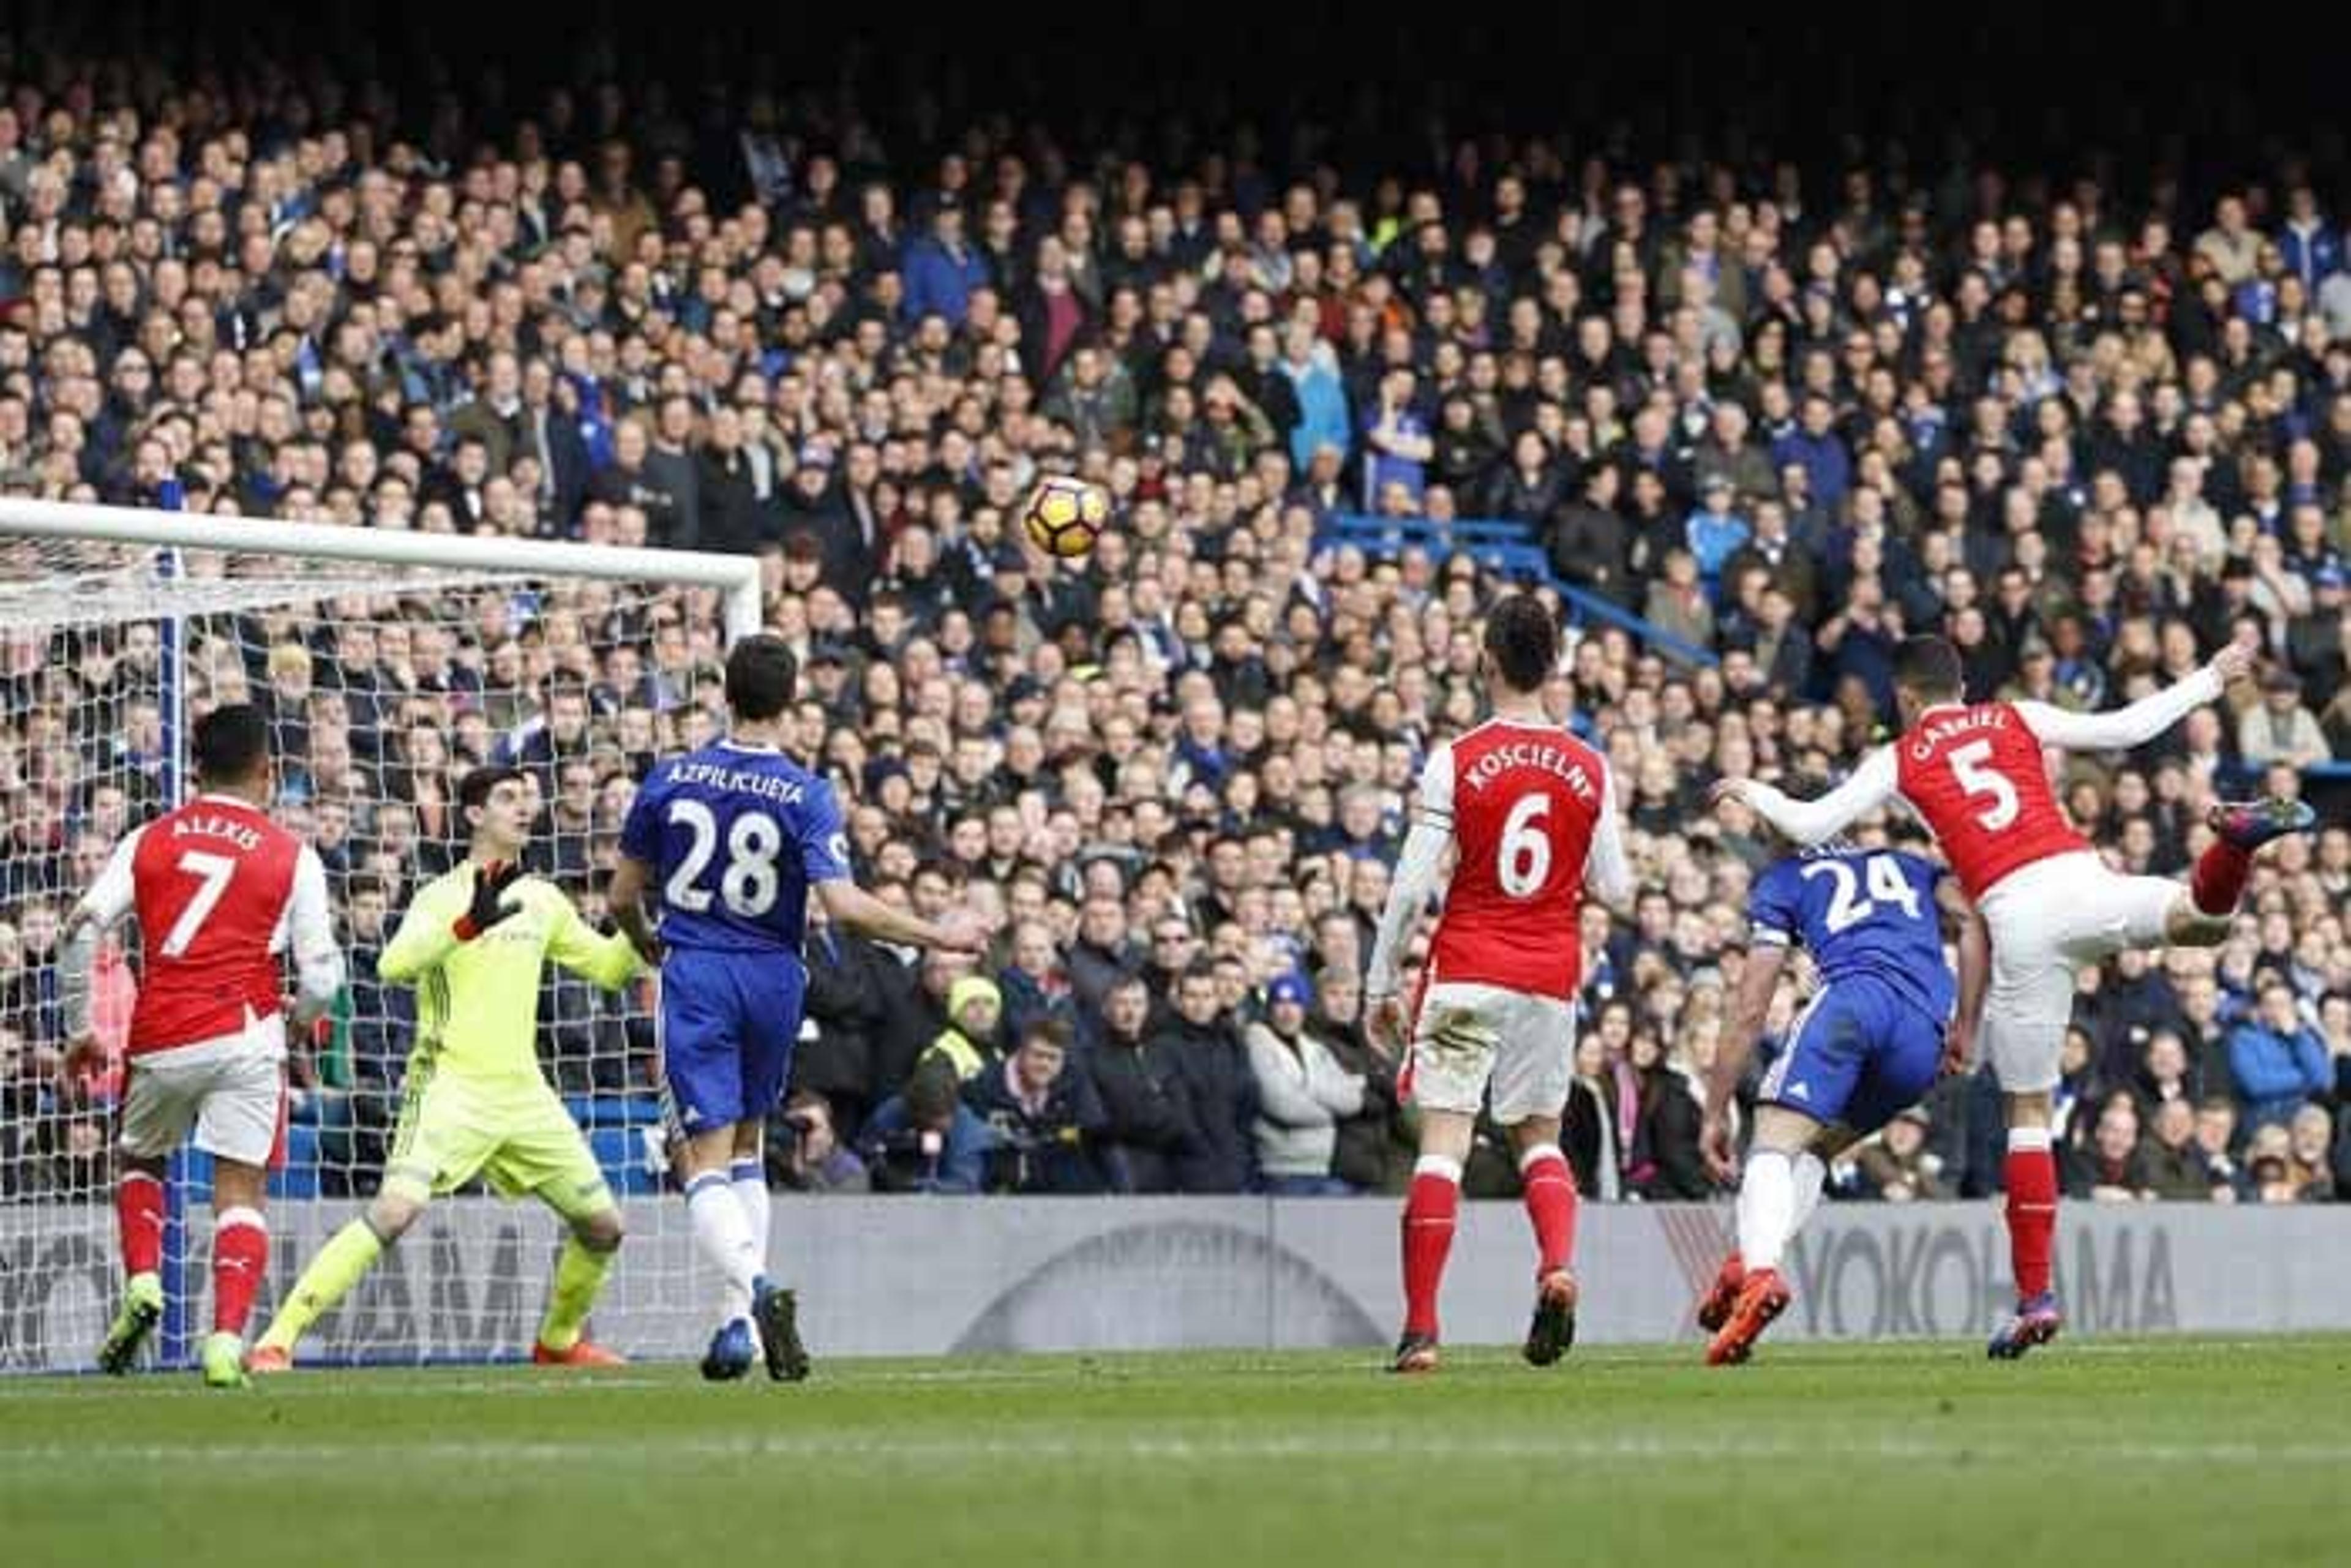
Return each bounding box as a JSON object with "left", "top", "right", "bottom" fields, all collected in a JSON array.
[
  {"left": 664, "top": 800, "right": 782, "bottom": 917},
  {"left": 1948, "top": 738, "right": 2020, "bottom": 830}
]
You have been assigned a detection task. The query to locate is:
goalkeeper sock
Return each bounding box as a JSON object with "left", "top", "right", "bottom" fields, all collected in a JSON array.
[
  {"left": 536, "top": 1235, "right": 617, "bottom": 1354},
  {"left": 686, "top": 1171, "right": 758, "bottom": 1322},
  {"left": 259, "top": 1217, "right": 384, "bottom": 1353},
  {"left": 730, "top": 1158, "right": 771, "bottom": 1289},
  {"left": 211, "top": 1207, "right": 268, "bottom": 1337},
  {"left": 117, "top": 1170, "right": 165, "bottom": 1280}
]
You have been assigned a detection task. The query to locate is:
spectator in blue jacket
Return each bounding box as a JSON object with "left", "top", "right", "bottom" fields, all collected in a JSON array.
[
  {"left": 1278, "top": 320, "right": 1351, "bottom": 475},
  {"left": 899, "top": 204, "right": 992, "bottom": 328},
  {"left": 1771, "top": 392, "right": 1853, "bottom": 510},
  {"left": 2228, "top": 978, "right": 2332, "bottom": 1131},
  {"left": 1684, "top": 474, "right": 1751, "bottom": 601},
  {"left": 2276, "top": 186, "right": 2344, "bottom": 290}
]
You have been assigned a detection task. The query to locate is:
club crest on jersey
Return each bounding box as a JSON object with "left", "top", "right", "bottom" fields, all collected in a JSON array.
[{"left": 1461, "top": 742, "right": 1597, "bottom": 801}]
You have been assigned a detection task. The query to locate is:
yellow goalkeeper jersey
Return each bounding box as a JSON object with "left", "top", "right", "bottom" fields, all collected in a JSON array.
[{"left": 378, "top": 861, "right": 643, "bottom": 1086}]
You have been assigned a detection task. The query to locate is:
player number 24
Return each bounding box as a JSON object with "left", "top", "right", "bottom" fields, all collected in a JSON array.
[
  {"left": 1801, "top": 853, "right": 1922, "bottom": 935},
  {"left": 664, "top": 800, "right": 782, "bottom": 917}
]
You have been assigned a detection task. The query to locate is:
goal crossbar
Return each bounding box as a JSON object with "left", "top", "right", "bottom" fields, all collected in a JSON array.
[{"left": 0, "top": 497, "right": 767, "bottom": 640}]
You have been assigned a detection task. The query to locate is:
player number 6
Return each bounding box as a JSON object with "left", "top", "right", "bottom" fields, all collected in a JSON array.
[{"left": 1498, "top": 794, "right": 1553, "bottom": 899}]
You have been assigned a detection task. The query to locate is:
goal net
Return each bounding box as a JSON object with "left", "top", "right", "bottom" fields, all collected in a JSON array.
[{"left": 0, "top": 501, "right": 760, "bottom": 1371}]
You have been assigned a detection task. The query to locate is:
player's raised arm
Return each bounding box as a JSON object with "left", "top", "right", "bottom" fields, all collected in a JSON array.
[
  {"left": 798, "top": 773, "right": 988, "bottom": 951},
  {"left": 546, "top": 893, "right": 646, "bottom": 991},
  {"left": 1364, "top": 740, "right": 1457, "bottom": 1032},
  {"left": 2012, "top": 632, "right": 2251, "bottom": 752},
  {"left": 1712, "top": 745, "right": 1899, "bottom": 847},
  {"left": 377, "top": 861, "right": 521, "bottom": 984}
]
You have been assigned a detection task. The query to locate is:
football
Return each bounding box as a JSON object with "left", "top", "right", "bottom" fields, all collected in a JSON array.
[{"left": 1021, "top": 475, "right": 1111, "bottom": 558}]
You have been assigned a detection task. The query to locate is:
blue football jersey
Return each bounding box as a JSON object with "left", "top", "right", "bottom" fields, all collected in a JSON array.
[
  {"left": 618, "top": 740, "right": 849, "bottom": 955},
  {"left": 1747, "top": 846, "right": 1955, "bottom": 1021}
]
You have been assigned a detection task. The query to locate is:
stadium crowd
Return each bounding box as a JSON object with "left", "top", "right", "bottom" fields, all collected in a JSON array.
[{"left": 0, "top": 40, "right": 2347, "bottom": 1213}]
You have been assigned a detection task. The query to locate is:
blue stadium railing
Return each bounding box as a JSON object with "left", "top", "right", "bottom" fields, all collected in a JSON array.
[{"left": 1314, "top": 513, "right": 1719, "bottom": 667}]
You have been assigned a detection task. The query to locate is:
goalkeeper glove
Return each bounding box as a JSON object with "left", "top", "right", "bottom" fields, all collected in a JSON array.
[{"left": 453, "top": 860, "right": 526, "bottom": 942}]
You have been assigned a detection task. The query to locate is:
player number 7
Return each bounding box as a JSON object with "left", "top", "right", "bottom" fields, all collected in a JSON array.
[{"left": 160, "top": 851, "right": 236, "bottom": 958}]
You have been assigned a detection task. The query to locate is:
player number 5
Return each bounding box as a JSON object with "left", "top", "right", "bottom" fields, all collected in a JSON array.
[
  {"left": 1498, "top": 794, "right": 1553, "bottom": 898},
  {"left": 1948, "top": 740, "right": 2019, "bottom": 830}
]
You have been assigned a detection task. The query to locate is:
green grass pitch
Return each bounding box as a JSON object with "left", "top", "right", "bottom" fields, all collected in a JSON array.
[{"left": 7, "top": 1338, "right": 2347, "bottom": 1568}]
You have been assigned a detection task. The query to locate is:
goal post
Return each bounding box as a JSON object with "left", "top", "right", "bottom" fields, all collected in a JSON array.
[{"left": 0, "top": 498, "right": 763, "bottom": 1371}]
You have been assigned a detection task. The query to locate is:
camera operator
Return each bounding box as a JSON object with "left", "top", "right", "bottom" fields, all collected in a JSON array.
[
  {"left": 770, "top": 1089, "right": 871, "bottom": 1195},
  {"left": 966, "top": 1019, "right": 1108, "bottom": 1193},
  {"left": 860, "top": 1058, "right": 997, "bottom": 1194}
]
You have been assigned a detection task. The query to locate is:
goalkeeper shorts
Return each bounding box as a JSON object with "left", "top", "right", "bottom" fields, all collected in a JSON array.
[{"left": 384, "top": 1062, "right": 613, "bottom": 1223}]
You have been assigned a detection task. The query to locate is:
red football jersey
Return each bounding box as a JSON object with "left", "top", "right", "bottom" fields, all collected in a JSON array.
[
  {"left": 123, "top": 797, "right": 304, "bottom": 1054},
  {"left": 1895, "top": 702, "right": 2087, "bottom": 899},
  {"left": 1426, "top": 721, "right": 1610, "bottom": 999}
]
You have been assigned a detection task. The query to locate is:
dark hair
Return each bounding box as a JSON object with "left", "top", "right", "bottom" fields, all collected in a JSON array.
[
  {"left": 1022, "top": 1018, "right": 1073, "bottom": 1052},
  {"left": 725, "top": 633, "right": 798, "bottom": 721},
  {"left": 1893, "top": 635, "right": 1965, "bottom": 700},
  {"left": 1482, "top": 593, "right": 1559, "bottom": 693},
  {"left": 192, "top": 703, "right": 270, "bottom": 786},
  {"left": 457, "top": 764, "right": 528, "bottom": 815},
  {"left": 1180, "top": 958, "right": 1220, "bottom": 986}
]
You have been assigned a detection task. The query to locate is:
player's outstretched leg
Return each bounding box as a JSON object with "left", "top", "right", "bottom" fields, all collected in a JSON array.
[
  {"left": 97, "top": 1166, "right": 168, "bottom": 1375},
  {"left": 252, "top": 1201, "right": 412, "bottom": 1372},
  {"left": 2185, "top": 797, "right": 2320, "bottom": 930},
  {"left": 1393, "top": 1152, "right": 1462, "bottom": 1374},
  {"left": 684, "top": 1161, "right": 762, "bottom": 1381}
]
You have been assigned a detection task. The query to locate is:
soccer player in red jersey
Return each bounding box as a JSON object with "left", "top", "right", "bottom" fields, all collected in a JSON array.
[
  {"left": 1715, "top": 631, "right": 2314, "bottom": 1358},
  {"left": 1365, "top": 596, "right": 1633, "bottom": 1374},
  {"left": 60, "top": 704, "right": 343, "bottom": 1387}
]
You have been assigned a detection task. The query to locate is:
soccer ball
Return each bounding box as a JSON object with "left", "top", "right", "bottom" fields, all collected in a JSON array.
[{"left": 1021, "top": 475, "right": 1110, "bottom": 558}]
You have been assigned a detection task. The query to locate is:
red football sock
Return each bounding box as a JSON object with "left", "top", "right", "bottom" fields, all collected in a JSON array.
[
  {"left": 1400, "top": 1161, "right": 1461, "bottom": 1338},
  {"left": 212, "top": 1207, "right": 269, "bottom": 1337},
  {"left": 1518, "top": 1146, "right": 1579, "bottom": 1276},
  {"left": 2191, "top": 839, "right": 2252, "bottom": 915},
  {"left": 117, "top": 1171, "right": 165, "bottom": 1278},
  {"left": 2004, "top": 1132, "right": 2058, "bottom": 1302}
]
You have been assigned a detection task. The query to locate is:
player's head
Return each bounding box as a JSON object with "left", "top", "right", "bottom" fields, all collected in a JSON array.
[
  {"left": 725, "top": 634, "right": 798, "bottom": 724},
  {"left": 1892, "top": 634, "right": 1965, "bottom": 725},
  {"left": 457, "top": 764, "right": 534, "bottom": 855},
  {"left": 1480, "top": 593, "right": 1558, "bottom": 698},
  {"left": 192, "top": 703, "right": 272, "bottom": 793}
]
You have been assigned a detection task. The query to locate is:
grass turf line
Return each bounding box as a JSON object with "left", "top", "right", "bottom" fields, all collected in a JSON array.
[{"left": 6, "top": 1337, "right": 2349, "bottom": 1568}]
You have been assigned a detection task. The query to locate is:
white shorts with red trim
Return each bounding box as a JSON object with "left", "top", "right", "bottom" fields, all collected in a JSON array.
[{"left": 118, "top": 1015, "right": 287, "bottom": 1168}]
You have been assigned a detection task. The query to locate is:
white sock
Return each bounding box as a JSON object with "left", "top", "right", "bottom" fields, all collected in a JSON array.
[
  {"left": 686, "top": 1172, "right": 758, "bottom": 1323},
  {"left": 1738, "top": 1150, "right": 1797, "bottom": 1272},
  {"left": 1790, "top": 1151, "right": 1827, "bottom": 1234},
  {"left": 730, "top": 1158, "right": 771, "bottom": 1290}
]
